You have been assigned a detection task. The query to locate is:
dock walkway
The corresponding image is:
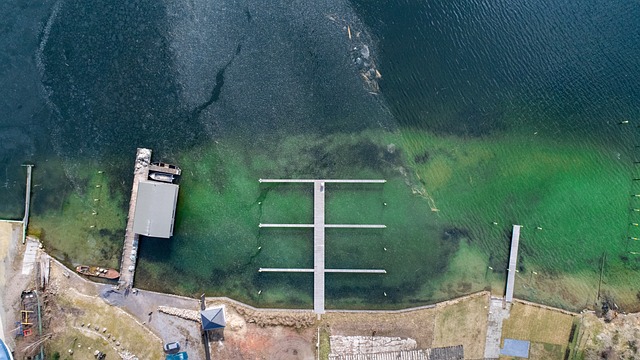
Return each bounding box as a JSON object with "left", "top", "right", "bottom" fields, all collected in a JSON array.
[
  {"left": 118, "top": 148, "right": 151, "bottom": 290},
  {"left": 505, "top": 225, "right": 522, "bottom": 303},
  {"left": 22, "top": 164, "right": 33, "bottom": 243},
  {"left": 258, "top": 179, "right": 386, "bottom": 315}
]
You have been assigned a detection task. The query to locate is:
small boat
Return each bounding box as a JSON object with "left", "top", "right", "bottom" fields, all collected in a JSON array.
[
  {"left": 149, "top": 172, "right": 175, "bottom": 183},
  {"left": 75, "top": 265, "right": 120, "bottom": 280}
]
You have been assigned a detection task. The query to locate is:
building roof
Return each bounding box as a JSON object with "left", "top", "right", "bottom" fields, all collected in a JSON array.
[
  {"left": 328, "top": 345, "right": 463, "bottom": 360},
  {"left": 133, "top": 180, "right": 179, "bottom": 238},
  {"left": 165, "top": 353, "right": 188, "bottom": 360},
  {"left": 201, "top": 307, "right": 226, "bottom": 330},
  {"left": 500, "top": 339, "right": 530, "bottom": 358}
]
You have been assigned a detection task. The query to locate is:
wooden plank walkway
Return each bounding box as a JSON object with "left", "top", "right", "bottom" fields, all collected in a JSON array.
[
  {"left": 505, "top": 225, "right": 522, "bottom": 302},
  {"left": 259, "top": 268, "right": 386, "bottom": 273},
  {"left": 260, "top": 179, "right": 386, "bottom": 184},
  {"left": 260, "top": 224, "right": 385, "bottom": 228},
  {"left": 118, "top": 148, "right": 151, "bottom": 290},
  {"left": 314, "top": 180, "right": 326, "bottom": 314},
  {"left": 257, "top": 179, "right": 386, "bottom": 315}
]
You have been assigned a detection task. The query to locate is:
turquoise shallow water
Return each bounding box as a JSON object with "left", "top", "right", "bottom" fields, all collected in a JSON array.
[{"left": 1, "top": 0, "right": 640, "bottom": 311}]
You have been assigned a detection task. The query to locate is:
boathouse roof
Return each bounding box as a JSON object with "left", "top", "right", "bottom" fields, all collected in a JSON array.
[{"left": 133, "top": 180, "right": 179, "bottom": 238}]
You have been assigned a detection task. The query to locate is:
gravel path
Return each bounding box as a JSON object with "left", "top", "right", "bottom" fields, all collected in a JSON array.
[{"left": 483, "top": 297, "right": 511, "bottom": 359}]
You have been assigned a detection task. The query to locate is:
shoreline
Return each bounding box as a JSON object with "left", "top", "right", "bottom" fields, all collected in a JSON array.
[
  {"left": 2, "top": 230, "right": 630, "bottom": 360},
  {"left": 53, "top": 253, "right": 583, "bottom": 318},
  {"left": 0, "top": 218, "right": 608, "bottom": 325}
]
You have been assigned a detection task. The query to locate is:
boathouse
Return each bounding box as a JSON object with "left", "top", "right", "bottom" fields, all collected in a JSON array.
[{"left": 132, "top": 180, "right": 179, "bottom": 238}]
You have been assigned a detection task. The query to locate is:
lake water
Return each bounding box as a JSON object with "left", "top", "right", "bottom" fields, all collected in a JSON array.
[{"left": 1, "top": 0, "right": 640, "bottom": 311}]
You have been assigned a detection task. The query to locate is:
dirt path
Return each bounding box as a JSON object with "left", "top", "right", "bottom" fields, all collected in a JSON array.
[
  {"left": 0, "top": 221, "right": 11, "bottom": 343},
  {"left": 0, "top": 221, "right": 22, "bottom": 350}
]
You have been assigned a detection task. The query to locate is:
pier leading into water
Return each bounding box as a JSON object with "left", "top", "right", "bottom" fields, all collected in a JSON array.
[
  {"left": 258, "top": 179, "right": 387, "bottom": 315},
  {"left": 118, "top": 148, "right": 151, "bottom": 290},
  {"left": 21, "top": 164, "right": 33, "bottom": 244},
  {"left": 505, "top": 224, "right": 522, "bottom": 303}
]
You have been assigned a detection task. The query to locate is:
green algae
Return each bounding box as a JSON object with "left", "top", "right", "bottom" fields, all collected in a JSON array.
[
  {"left": 28, "top": 158, "right": 126, "bottom": 268},
  {"left": 27, "top": 124, "right": 640, "bottom": 311}
]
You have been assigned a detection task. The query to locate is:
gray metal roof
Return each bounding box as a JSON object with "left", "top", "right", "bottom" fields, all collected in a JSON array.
[
  {"left": 133, "top": 180, "right": 179, "bottom": 238},
  {"left": 201, "top": 307, "right": 226, "bottom": 330}
]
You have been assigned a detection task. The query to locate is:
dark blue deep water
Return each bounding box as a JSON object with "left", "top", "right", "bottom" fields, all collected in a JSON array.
[{"left": 2, "top": 0, "right": 640, "bottom": 310}]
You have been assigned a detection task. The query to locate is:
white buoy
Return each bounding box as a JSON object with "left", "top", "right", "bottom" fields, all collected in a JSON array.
[
  {"left": 258, "top": 290, "right": 262, "bottom": 295},
  {"left": 536, "top": 226, "right": 543, "bottom": 230},
  {"left": 383, "top": 202, "right": 387, "bottom": 206},
  {"left": 95, "top": 185, "right": 101, "bottom": 188},
  {"left": 258, "top": 246, "right": 262, "bottom": 250},
  {"left": 488, "top": 266, "right": 494, "bottom": 270},
  {"left": 492, "top": 221, "right": 498, "bottom": 225},
  {"left": 98, "top": 170, "right": 104, "bottom": 174},
  {"left": 383, "top": 247, "right": 387, "bottom": 251},
  {"left": 383, "top": 292, "right": 387, "bottom": 297}
]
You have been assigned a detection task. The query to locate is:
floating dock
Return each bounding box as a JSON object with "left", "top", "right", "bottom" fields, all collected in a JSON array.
[
  {"left": 505, "top": 224, "right": 522, "bottom": 302},
  {"left": 118, "top": 148, "right": 151, "bottom": 290},
  {"left": 258, "top": 179, "right": 386, "bottom": 315}
]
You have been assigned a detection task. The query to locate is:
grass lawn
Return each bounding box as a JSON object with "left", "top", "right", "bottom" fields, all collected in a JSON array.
[
  {"left": 502, "top": 302, "right": 574, "bottom": 345},
  {"left": 431, "top": 292, "right": 490, "bottom": 359}
]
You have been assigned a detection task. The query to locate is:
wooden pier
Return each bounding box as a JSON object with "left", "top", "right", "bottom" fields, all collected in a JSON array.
[
  {"left": 259, "top": 224, "right": 386, "bottom": 229},
  {"left": 258, "top": 179, "right": 386, "bottom": 315},
  {"left": 260, "top": 179, "right": 386, "bottom": 184},
  {"left": 259, "top": 268, "right": 386, "bottom": 273},
  {"left": 21, "top": 164, "right": 33, "bottom": 244},
  {"left": 505, "top": 225, "right": 522, "bottom": 303},
  {"left": 118, "top": 148, "right": 151, "bottom": 290}
]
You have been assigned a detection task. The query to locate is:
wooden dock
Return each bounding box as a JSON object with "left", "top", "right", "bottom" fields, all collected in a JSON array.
[
  {"left": 259, "top": 268, "right": 386, "bottom": 273},
  {"left": 505, "top": 224, "right": 522, "bottom": 302},
  {"left": 258, "top": 179, "right": 386, "bottom": 315},
  {"left": 118, "top": 148, "right": 151, "bottom": 290},
  {"left": 22, "top": 164, "right": 34, "bottom": 244},
  {"left": 260, "top": 179, "right": 386, "bottom": 184},
  {"left": 259, "top": 224, "right": 386, "bottom": 229}
]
